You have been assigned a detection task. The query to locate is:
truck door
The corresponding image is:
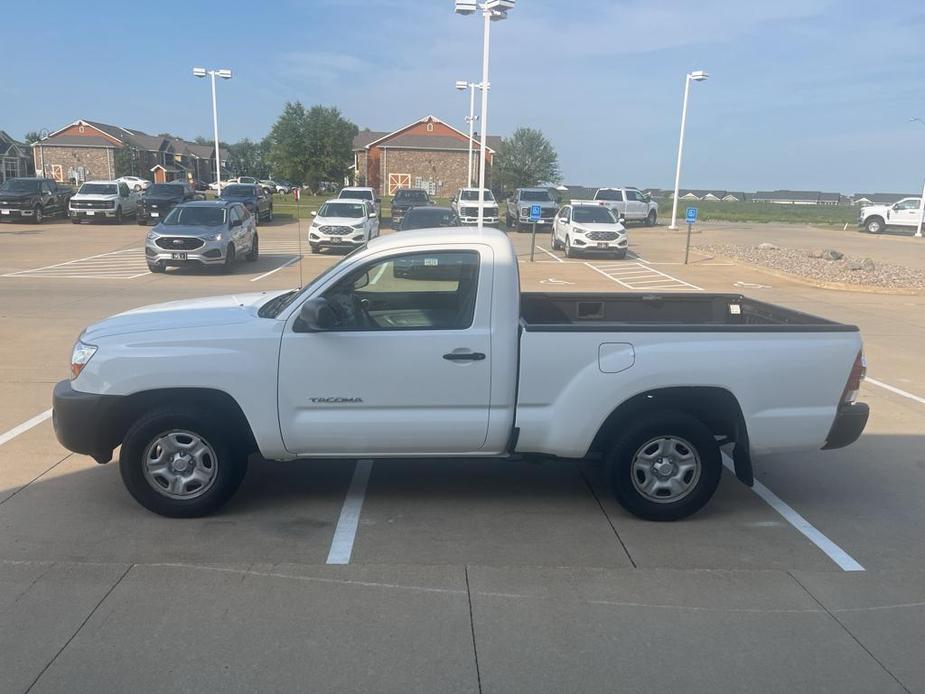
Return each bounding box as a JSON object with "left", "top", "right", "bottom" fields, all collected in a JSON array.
[
  {"left": 277, "top": 246, "right": 493, "bottom": 455},
  {"left": 892, "top": 198, "right": 922, "bottom": 227},
  {"left": 625, "top": 190, "right": 646, "bottom": 220}
]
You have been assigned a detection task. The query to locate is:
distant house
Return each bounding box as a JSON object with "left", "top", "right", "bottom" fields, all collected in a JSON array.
[
  {"left": 752, "top": 190, "right": 842, "bottom": 205},
  {"left": 722, "top": 192, "right": 749, "bottom": 202},
  {"left": 852, "top": 193, "right": 918, "bottom": 206},
  {"left": 674, "top": 189, "right": 726, "bottom": 201},
  {"left": 0, "top": 130, "right": 34, "bottom": 182},
  {"left": 32, "top": 119, "right": 229, "bottom": 184}
]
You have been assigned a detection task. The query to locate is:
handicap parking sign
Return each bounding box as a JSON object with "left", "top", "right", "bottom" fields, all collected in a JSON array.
[
  {"left": 529, "top": 204, "right": 542, "bottom": 222},
  {"left": 686, "top": 207, "right": 698, "bottom": 224}
]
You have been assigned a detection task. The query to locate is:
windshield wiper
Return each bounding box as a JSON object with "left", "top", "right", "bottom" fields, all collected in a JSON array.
[{"left": 258, "top": 290, "right": 298, "bottom": 318}]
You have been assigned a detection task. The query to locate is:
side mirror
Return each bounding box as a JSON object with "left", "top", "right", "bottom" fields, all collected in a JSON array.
[
  {"left": 231, "top": 218, "right": 242, "bottom": 228},
  {"left": 369, "top": 211, "right": 377, "bottom": 218},
  {"left": 375, "top": 197, "right": 382, "bottom": 204},
  {"left": 296, "top": 297, "right": 337, "bottom": 332},
  {"left": 619, "top": 217, "right": 626, "bottom": 224},
  {"left": 310, "top": 210, "right": 317, "bottom": 216}
]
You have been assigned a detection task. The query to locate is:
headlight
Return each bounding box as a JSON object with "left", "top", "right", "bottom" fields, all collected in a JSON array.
[
  {"left": 70, "top": 340, "right": 97, "bottom": 379},
  {"left": 311, "top": 220, "right": 320, "bottom": 227},
  {"left": 212, "top": 232, "right": 224, "bottom": 241},
  {"left": 351, "top": 222, "right": 366, "bottom": 228},
  {"left": 146, "top": 230, "right": 157, "bottom": 240},
  {"left": 572, "top": 226, "right": 586, "bottom": 235}
]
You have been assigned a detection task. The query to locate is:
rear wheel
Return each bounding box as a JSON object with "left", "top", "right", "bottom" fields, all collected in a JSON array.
[
  {"left": 246, "top": 233, "right": 259, "bottom": 261},
  {"left": 606, "top": 411, "right": 721, "bottom": 521},
  {"left": 119, "top": 407, "right": 247, "bottom": 518}
]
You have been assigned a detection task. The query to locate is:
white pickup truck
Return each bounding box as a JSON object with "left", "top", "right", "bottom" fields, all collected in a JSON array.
[
  {"left": 592, "top": 187, "right": 659, "bottom": 226},
  {"left": 53, "top": 229, "right": 868, "bottom": 521},
  {"left": 857, "top": 197, "right": 923, "bottom": 234}
]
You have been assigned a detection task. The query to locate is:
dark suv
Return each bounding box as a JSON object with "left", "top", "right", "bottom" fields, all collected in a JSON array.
[
  {"left": 390, "top": 188, "right": 432, "bottom": 227},
  {"left": 137, "top": 183, "right": 196, "bottom": 225},
  {"left": 219, "top": 184, "right": 273, "bottom": 225}
]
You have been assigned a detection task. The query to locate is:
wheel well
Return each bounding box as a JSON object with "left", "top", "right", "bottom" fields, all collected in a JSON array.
[
  {"left": 865, "top": 215, "right": 884, "bottom": 225},
  {"left": 115, "top": 388, "right": 258, "bottom": 454},
  {"left": 590, "top": 387, "right": 747, "bottom": 456}
]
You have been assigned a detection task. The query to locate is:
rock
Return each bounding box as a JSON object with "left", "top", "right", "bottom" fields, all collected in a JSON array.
[
  {"left": 807, "top": 249, "right": 824, "bottom": 258},
  {"left": 862, "top": 257, "right": 876, "bottom": 271},
  {"left": 847, "top": 259, "right": 863, "bottom": 271},
  {"left": 821, "top": 249, "right": 844, "bottom": 261},
  {"left": 758, "top": 242, "right": 779, "bottom": 250}
]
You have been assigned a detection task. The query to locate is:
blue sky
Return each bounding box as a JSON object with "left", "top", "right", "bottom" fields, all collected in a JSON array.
[{"left": 4, "top": 0, "right": 924, "bottom": 193}]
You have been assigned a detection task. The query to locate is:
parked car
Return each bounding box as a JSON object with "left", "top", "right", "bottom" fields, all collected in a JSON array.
[
  {"left": 390, "top": 188, "right": 433, "bottom": 227},
  {"left": 399, "top": 206, "right": 459, "bottom": 231},
  {"left": 144, "top": 200, "right": 257, "bottom": 274},
  {"left": 137, "top": 183, "right": 197, "bottom": 225},
  {"left": 551, "top": 202, "right": 627, "bottom": 258},
  {"left": 338, "top": 186, "right": 380, "bottom": 216},
  {"left": 52, "top": 227, "right": 868, "bottom": 520},
  {"left": 219, "top": 184, "right": 273, "bottom": 225},
  {"left": 309, "top": 199, "right": 379, "bottom": 252},
  {"left": 274, "top": 180, "right": 295, "bottom": 194},
  {"left": 451, "top": 187, "right": 500, "bottom": 225},
  {"left": 0, "top": 177, "right": 72, "bottom": 223},
  {"left": 207, "top": 181, "right": 228, "bottom": 193},
  {"left": 858, "top": 197, "right": 923, "bottom": 234},
  {"left": 191, "top": 179, "right": 210, "bottom": 192},
  {"left": 69, "top": 180, "right": 138, "bottom": 224},
  {"left": 115, "top": 176, "right": 151, "bottom": 192},
  {"left": 505, "top": 187, "right": 558, "bottom": 231},
  {"left": 258, "top": 180, "right": 276, "bottom": 195},
  {"left": 592, "top": 187, "right": 659, "bottom": 226}
]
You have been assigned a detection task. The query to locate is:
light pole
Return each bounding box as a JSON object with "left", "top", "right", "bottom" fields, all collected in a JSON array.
[
  {"left": 38, "top": 128, "right": 49, "bottom": 178},
  {"left": 193, "top": 67, "right": 232, "bottom": 189},
  {"left": 912, "top": 118, "right": 925, "bottom": 238},
  {"left": 668, "top": 70, "right": 709, "bottom": 230},
  {"left": 456, "top": 80, "right": 479, "bottom": 186},
  {"left": 455, "top": 0, "right": 514, "bottom": 229}
]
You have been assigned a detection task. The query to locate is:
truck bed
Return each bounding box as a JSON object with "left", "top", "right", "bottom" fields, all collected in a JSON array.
[{"left": 520, "top": 293, "right": 857, "bottom": 332}]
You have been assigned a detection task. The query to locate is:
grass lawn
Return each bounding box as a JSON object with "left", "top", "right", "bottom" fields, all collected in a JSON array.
[
  {"left": 270, "top": 193, "right": 453, "bottom": 221},
  {"left": 652, "top": 199, "right": 859, "bottom": 226}
]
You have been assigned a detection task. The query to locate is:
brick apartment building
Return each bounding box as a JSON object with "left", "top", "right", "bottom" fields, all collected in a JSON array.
[
  {"left": 32, "top": 119, "right": 229, "bottom": 185},
  {"left": 353, "top": 115, "right": 502, "bottom": 196}
]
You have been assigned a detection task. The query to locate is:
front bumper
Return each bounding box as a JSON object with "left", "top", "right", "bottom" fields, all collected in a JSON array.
[
  {"left": 52, "top": 380, "right": 124, "bottom": 463},
  {"left": 0, "top": 207, "right": 34, "bottom": 219},
  {"left": 570, "top": 236, "right": 628, "bottom": 252},
  {"left": 145, "top": 236, "right": 227, "bottom": 266},
  {"left": 459, "top": 215, "right": 500, "bottom": 225},
  {"left": 309, "top": 231, "right": 366, "bottom": 248},
  {"left": 70, "top": 208, "right": 118, "bottom": 220},
  {"left": 137, "top": 207, "right": 176, "bottom": 224},
  {"left": 822, "top": 402, "right": 869, "bottom": 450}
]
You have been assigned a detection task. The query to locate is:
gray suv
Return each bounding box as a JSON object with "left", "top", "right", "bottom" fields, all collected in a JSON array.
[{"left": 145, "top": 200, "right": 258, "bottom": 274}]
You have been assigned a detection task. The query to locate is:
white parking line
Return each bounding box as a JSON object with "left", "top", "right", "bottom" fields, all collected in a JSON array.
[
  {"left": 721, "top": 455, "right": 864, "bottom": 572},
  {"left": 250, "top": 256, "right": 300, "bottom": 282},
  {"left": 867, "top": 377, "right": 925, "bottom": 406},
  {"left": 535, "top": 245, "right": 564, "bottom": 263},
  {"left": 0, "top": 409, "right": 53, "bottom": 448},
  {"left": 326, "top": 459, "right": 374, "bottom": 565},
  {"left": 3, "top": 248, "right": 149, "bottom": 280},
  {"left": 584, "top": 261, "right": 702, "bottom": 291}
]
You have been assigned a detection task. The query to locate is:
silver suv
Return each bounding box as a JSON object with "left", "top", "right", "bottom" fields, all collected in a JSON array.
[{"left": 145, "top": 201, "right": 258, "bottom": 274}]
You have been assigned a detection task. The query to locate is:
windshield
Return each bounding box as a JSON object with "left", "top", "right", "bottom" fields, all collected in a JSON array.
[
  {"left": 78, "top": 183, "right": 117, "bottom": 195},
  {"left": 259, "top": 244, "right": 368, "bottom": 318},
  {"left": 401, "top": 208, "right": 459, "bottom": 230},
  {"left": 573, "top": 206, "right": 616, "bottom": 224},
  {"left": 147, "top": 184, "right": 184, "bottom": 198},
  {"left": 460, "top": 190, "right": 495, "bottom": 201},
  {"left": 340, "top": 189, "right": 373, "bottom": 201},
  {"left": 0, "top": 179, "right": 41, "bottom": 193},
  {"left": 163, "top": 206, "right": 227, "bottom": 226},
  {"left": 594, "top": 189, "right": 622, "bottom": 201},
  {"left": 394, "top": 190, "right": 430, "bottom": 203},
  {"left": 520, "top": 190, "right": 552, "bottom": 202},
  {"left": 318, "top": 202, "right": 365, "bottom": 218},
  {"left": 222, "top": 185, "right": 256, "bottom": 197}
]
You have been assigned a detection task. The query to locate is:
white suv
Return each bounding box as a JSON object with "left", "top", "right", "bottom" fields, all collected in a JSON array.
[
  {"left": 552, "top": 202, "right": 628, "bottom": 258},
  {"left": 309, "top": 199, "right": 380, "bottom": 253}
]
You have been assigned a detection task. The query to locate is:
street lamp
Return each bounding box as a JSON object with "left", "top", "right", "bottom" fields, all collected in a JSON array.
[
  {"left": 456, "top": 80, "right": 479, "bottom": 186},
  {"left": 192, "top": 67, "right": 232, "bottom": 189},
  {"left": 912, "top": 118, "right": 925, "bottom": 238},
  {"left": 455, "top": 0, "right": 514, "bottom": 229},
  {"left": 37, "top": 128, "right": 49, "bottom": 178},
  {"left": 668, "top": 70, "right": 709, "bottom": 230}
]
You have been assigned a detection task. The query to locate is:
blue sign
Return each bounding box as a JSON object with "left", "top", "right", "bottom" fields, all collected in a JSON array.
[
  {"left": 686, "top": 207, "right": 698, "bottom": 224},
  {"left": 529, "top": 204, "right": 542, "bottom": 222}
]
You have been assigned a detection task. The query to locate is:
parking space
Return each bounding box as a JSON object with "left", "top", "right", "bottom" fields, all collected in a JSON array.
[{"left": 3, "top": 218, "right": 925, "bottom": 692}]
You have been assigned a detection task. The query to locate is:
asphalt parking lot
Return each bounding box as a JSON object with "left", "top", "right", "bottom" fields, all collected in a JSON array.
[{"left": 2, "top": 216, "right": 925, "bottom": 693}]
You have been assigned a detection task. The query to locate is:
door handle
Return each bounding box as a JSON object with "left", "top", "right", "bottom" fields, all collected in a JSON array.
[{"left": 443, "top": 352, "right": 486, "bottom": 361}]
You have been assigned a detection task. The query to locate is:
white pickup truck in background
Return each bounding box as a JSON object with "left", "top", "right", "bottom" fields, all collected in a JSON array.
[
  {"left": 857, "top": 196, "right": 923, "bottom": 234},
  {"left": 53, "top": 229, "right": 868, "bottom": 521},
  {"left": 592, "top": 187, "right": 659, "bottom": 226}
]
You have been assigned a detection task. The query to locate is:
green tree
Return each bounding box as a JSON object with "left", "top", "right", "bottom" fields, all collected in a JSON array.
[
  {"left": 23, "top": 131, "right": 42, "bottom": 145},
  {"left": 265, "top": 102, "right": 357, "bottom": 188},
  {"left": 227, "top": 138, "right": 270, "bottom": 178},
  {"left": 493, "top": 127, "right": 561, "bottom": 192},
  {"left": 193, "top": 135, "right": 210, "bottom": 146},
  {"left": 114, "top": 146, "right": 141, "bottom": 178}
]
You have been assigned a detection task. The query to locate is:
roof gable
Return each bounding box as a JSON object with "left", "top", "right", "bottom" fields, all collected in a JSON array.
[{"left": 364, "top": 115, "right": 497, "bottom": 153}]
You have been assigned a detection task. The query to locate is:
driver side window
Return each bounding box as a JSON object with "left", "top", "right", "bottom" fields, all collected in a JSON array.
[{"left": 322, "top": 251, "right": 480, "bottom": 331}]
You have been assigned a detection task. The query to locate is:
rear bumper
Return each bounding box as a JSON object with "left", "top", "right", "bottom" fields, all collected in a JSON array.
[
  {"left": 822, "top": 402, "right": 869, "bottom": 450},
  {"left": 52, "top": 380, "right": 124, "bottom": 463}
]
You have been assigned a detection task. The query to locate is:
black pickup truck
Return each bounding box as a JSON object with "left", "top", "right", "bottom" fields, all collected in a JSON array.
[
  {"left": 0, "top": 177, "right": 72, "bottom": 223},
  {"left": 136, "top": 182, "right": 198, "bottom": 225},
  {"left": 390, "top": 188, "right": 433, "bottom": 227}
]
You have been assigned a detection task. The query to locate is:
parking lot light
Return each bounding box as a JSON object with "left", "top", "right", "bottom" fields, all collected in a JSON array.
[
  {"left": 192, "top": 67, "right": 233, "bottom": 190},
  {"left": 455, "top": 1, "right": 514, "bottom": 229},
  {"left": 457, "top": 80, "right": 479, "bottom": 186},
  {"left": 669, "top": 70, "right": 710, "bottom": 231},
  {"left": 912, "top": 118, "right": 925, "bottom": 238}
]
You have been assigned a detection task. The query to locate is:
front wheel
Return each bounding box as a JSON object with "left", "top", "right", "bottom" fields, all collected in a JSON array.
[
  {"left": 33, "top": 206, "right": 44, "bottom": 224},
  {"left": 864, "top": 217, "right": 884, "bottom": 234},
  {"left": 564, "top": 236, "right": 576, "bottom": 258},
  {"left": 646, "top": 210, "right": 657, "bottom": 226},
  {"left": 114, "top": 207, "right": 123, "bottom": 224},
  {"left": 606, "top": 411, "right": 721, "bottom": 521},
  {"left": 267, "top": 207, "right": 273, "bottom": 222},
  {"left": 119, "top": 407, "right": 247, "bottom": 517},
  {"left": 221, "top": 244, "right": 236, "bottom": 273},
  {"left": 246, "top": 233, "right": 259, "bottom": 261}
]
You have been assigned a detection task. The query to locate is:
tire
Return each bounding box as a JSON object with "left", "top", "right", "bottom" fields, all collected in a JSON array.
[
  {"left": 246, "top": 233, "right": 259, "bottom": 261},
  {"left": 33, "top": 206, "right": 43, "bottom": 224},
  {"left": 115, "top": 207, "right": 123, "bottom": 224},
  {"left": 134, "top": 184, "right": 142, "bottom": 192},
  {"left": 864, "top": 217, "right": 884, "bottom": 234},
  {"left": 550, "top": 232, "right": 560, "bottom": 251},
  {"left": 119, "top": 407, "right": 247, "bottom": 518},
  {"left": 71, "top": 218, "right": 81, "bottom": 224},
  {"left": 267, "top": 206, "right": 273, "bottom": 222},
  {"left": 646, "top": 210, "right": 657, "bottom": 226},
  {"left": 614, "top": 249, "right": 627, "bottom": 259},
  {"left": 253, "top": 211, "right": 259, "bottom": 227},
  {"left": 606, "top": 411, "right": 722, "bottom": 521},
  {"left": 505, "top": 213, "right": 513, "bottom": 228},
  {"left": 310, "top": 243, "right": 320, "bottom": 254},
  {"left": 221, "top": 244, "right": 236, "bottom": 273},
  {"left": 148, "top": 262, "right": 166, "bottom": 273},
  {"left": 565, "top": 236, "right": 576, "bottom": 258}
]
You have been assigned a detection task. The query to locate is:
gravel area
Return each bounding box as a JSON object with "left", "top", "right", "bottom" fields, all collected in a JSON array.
[{"left": 696, "top": 242, "right": 925, "bottom": 290}]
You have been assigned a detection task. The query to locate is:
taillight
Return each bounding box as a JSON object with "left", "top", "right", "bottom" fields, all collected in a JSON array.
[{"left": 841, "top": 351, "right": 867, "bottom": 405}]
